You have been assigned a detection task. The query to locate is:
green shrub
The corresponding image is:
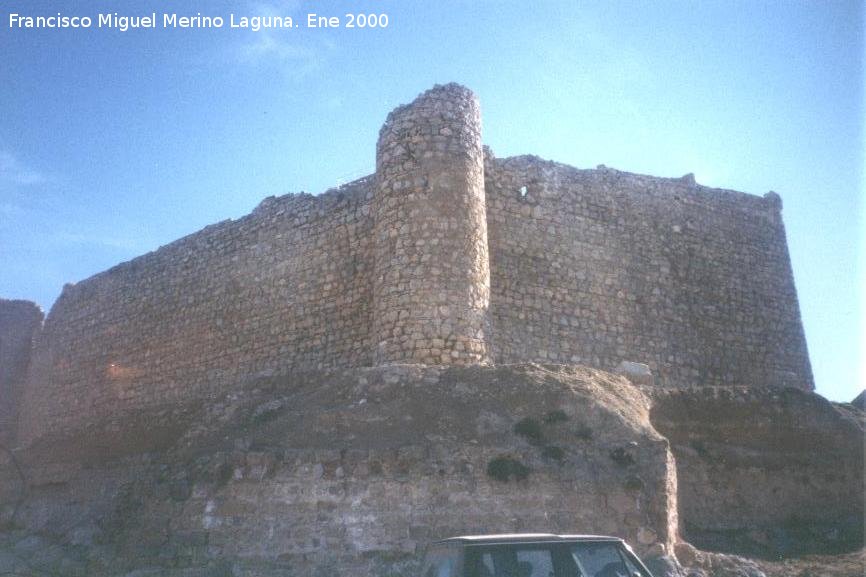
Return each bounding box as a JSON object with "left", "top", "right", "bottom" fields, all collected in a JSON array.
[
  {"left": 690, "top": 439, "right": 709, "bottom": 457},
  {"left": 487, "top": 455, "right": 531, "bottom": 482},
  {"left": 543, "top": 410, "right": 569, "bottom": 424},
  {"left": 609, "top": 447, "right": 635, "bottom": 467},
  {"left": 541, "top": 445, "right": 565, "bottom": 463},
  {"left": 514, "top": 417, "right": 544, "bottom": 445}
]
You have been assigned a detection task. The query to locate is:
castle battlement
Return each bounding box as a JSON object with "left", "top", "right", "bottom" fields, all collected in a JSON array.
[{"left": 1, "top": 84, "right": 812, "bottom": 446}]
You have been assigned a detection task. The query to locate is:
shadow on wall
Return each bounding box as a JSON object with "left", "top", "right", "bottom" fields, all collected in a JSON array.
[
  {"left": 648, "top": 386, "right": 865, "bottom": 559},
  {"left": 0, "top": 300, "right": 43, "bottom": 443}
]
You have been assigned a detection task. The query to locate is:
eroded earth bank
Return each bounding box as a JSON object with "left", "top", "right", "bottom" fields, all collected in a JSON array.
[{"left": 0, "top": 364, "right": 862, "bottom": 576}]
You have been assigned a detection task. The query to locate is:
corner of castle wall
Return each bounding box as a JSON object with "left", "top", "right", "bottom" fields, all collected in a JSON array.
[
  {"left": 763, "top": 190, "right": 783, "bottom": 210},
  {"left": 0, "top": 298, "right": 44, "bottom": 444}
]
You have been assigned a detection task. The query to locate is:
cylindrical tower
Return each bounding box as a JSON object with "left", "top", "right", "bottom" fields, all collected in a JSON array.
[{"left": 372, "top": 84, "right": 491, "bottom": 365}]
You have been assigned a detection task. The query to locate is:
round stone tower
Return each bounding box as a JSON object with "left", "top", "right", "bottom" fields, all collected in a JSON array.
[{"left": 372, "top": 84, "right": 491, "bottom": 365}]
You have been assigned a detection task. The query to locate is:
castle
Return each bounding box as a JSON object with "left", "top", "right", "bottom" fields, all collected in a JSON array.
[
  {"left": 1, "top": 83, "right": 812, "bottom": 446},
  {"left": 0, "top": 85, "right": 855, "bottom": 577}
]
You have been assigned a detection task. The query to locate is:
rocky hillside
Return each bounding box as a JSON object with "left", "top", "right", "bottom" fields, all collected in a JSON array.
[{"left": 0, "top": 364, "right": 862, "bottom": 576}]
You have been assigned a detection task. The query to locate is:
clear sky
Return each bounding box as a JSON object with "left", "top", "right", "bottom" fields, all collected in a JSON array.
[{"left": 0, "top": 0, "right": 862, "bottom": 401}]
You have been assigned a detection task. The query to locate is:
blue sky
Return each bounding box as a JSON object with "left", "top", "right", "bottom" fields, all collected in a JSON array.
[{"left": 0, "top": 0, "right": 862, "bottom": 401}]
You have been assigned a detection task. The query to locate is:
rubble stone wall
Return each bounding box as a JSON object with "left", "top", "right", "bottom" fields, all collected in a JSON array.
[
  {"left": 11, "top": 84, "right": 814, "bottom": 447},
  {"left": 485, "top": 155, "right": 813, "bottom": 390},
  {"left": 17, "top": 178, "right": 376, "bottom": 445},
  {"left": 0, "top": 300, "right": 43, "bottom": 438},
  {"left": 373, "top": 84, "right": 491, "bottom": 365}
]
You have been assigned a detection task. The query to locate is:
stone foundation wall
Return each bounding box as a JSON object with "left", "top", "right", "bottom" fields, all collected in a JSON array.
[
  {"left": 1, "top": 365, "right": 679, "bottom": 575},
  {"left": 17, "top": 178, "right": 375, "bottom": 445},
  {"left": 649, "top": 386, "right": 864, "bottom": 557},
  {"left": 485, "top": 154, "right": 813, "bottom": 390}
]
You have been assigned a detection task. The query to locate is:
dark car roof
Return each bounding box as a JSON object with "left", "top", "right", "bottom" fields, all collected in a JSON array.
[{"left": 434, "top": 533, "right": 624, "bottom": 546}]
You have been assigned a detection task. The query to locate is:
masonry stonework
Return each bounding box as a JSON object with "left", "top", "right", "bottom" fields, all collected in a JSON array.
[
  {"left": 0, "top": 299, "right": 43, "bottom": 438},
  {"left": 485, "top": 155, "right": 812, "bottom": 390},
  {"left": 17, "top": 177, "right": 375, "bottom": 444},
  {"left": 11, "top": 82, "right": 812, "bottom": 447},
  {"left": 373, "top": 84, "right": 491, "bottom": 365}
]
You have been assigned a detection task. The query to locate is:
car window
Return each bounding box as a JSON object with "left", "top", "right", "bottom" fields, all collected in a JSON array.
[
  {"left": 436, "top": 558, "right": 456, "bottom": 577},
  {"left": 618, "top": 553, "right": 641, "bottom": 575},
  {"left": 517, "top": 549, "right": 555, "bottom": 577},
  {"left": 476, "top": 552, "right": 496, "bottom": 577},
  {"left": 569, "top": 542, "right": 633, "bottom": 577},
  {"left": 470, "top": 546, "right": 555, "bottom": 577},
  {"left": 423, "top": 547, "right": 459, "bottom": 577}
]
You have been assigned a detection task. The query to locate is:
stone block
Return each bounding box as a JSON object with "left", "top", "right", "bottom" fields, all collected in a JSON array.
[{"left": 616, "top": 361, "right": 655, "bottom": 386}]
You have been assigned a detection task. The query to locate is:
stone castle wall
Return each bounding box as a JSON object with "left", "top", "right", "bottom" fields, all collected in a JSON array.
[
  {"left": 373, "top": 84, "right": 491, "bottom": 365},
  {"left": 10, "top": 84, "right": 813, "bottom": 446},
  {"left": 485, "top": 155, "right": 812, "bottom": 390},
  {"left": 0, "top": 300, "right": 43, "bottom": 437},
  {"left": 17, "top": 178, "right": 376, "bottom": 444}
]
